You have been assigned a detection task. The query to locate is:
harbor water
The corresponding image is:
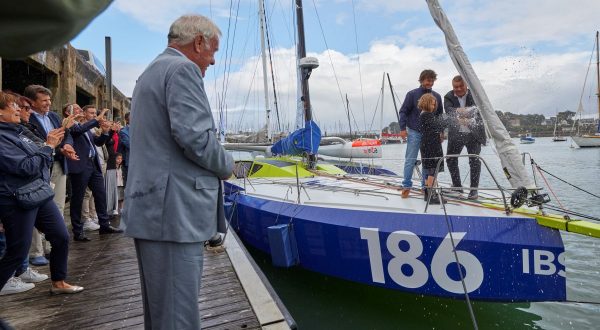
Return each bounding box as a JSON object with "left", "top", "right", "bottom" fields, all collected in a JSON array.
[{"left": 246, "top": 137, "right": 600, "bottom": 330}]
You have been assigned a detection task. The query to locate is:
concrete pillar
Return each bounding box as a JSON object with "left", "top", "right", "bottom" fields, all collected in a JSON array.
[{"left": 57, "top": 47, "right": 77, "bottom": 116}]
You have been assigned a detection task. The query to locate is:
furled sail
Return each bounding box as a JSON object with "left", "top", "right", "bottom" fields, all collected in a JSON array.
[
  {"left": 425, "top": 0, "right": 535, "bottom": 189},
  {"left": 270, "top": 120, "right": 321, "bottom": 156}
]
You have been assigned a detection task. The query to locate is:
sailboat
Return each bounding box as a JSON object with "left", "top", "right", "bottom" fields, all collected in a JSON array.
[
  {"left": 223, "top": 0, "right": 600, "bottom": 302},
  {"left": 552, "top": 113, "right": 567, "bottom": 142},
  {"left": 571, "top": 31, "right": 600, "bottom": 148}
]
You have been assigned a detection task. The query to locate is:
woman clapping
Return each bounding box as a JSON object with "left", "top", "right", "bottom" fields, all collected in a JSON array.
[{"left": 0, "top": 91, "right": 83, "bottom": 295}]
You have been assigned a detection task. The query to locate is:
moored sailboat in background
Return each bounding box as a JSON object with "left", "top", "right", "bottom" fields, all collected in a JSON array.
[
  {"left": 571, "top": 31, "right": 600, "bottom": 148},
  {"left": 552, "top": 112, "right": 567, "bottom": 142}
]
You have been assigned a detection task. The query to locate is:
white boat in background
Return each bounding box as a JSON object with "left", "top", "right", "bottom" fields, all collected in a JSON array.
[
  {"left": 552, "top": 112, "right": 567, "bottom": 142},
  {"left": 572, "top": 134, "right": 600, "bottom": 147},
  {"left": 572, "top": 31, "right": 600, "bottom": 148},
  {"left": 319, "top": 137, "right": 382, "bottom": 159}
]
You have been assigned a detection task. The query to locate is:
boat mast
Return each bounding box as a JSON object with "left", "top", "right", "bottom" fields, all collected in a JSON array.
[
  {"left": 259, "top": 0, "right": 271, "bottom": 142},
  {"left": 380, "top": 72, "right": 385, "bottom": 140},
  {"left": 596, "top": 31, "right": 600, "bottom": 127},
  {"left": 295, "top": 0, "right": 313, "bottom": 122}
]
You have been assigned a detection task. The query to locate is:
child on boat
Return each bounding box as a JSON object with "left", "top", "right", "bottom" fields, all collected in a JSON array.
[{"left": 418, "top": 93, "right": 446, "bottom": 204}]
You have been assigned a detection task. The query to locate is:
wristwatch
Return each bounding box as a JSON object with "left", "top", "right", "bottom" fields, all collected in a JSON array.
[{"left": 42, "top": 143, "right": 56, "bottom": 156}]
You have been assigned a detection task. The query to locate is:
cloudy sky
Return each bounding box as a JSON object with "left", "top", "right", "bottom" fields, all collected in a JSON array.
[{"left": 72, "top": 0, "right": 600, "bottom": 133}]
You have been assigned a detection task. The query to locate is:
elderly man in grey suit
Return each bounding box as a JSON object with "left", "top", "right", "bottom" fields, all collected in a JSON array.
[{"left": 122, "top": 15, "right": 234, "bottom": 330}]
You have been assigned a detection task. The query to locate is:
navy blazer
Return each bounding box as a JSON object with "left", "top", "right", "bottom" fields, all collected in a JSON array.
[
  {"left": 28, "top": 111, "right": 73, "bottom": 174},
  {"left": 398, "top": 86, "right": 443, "bottom": 133},
  {"left": 67, "top": 119, "right": 111, "bottom": 174},
  {"left": 443, "top": 90, "right": 486, "bottom": 145}
]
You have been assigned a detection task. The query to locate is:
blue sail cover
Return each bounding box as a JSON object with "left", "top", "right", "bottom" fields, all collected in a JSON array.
[{"left": 271, "top": 120, "right": 321, "bottom": 156}]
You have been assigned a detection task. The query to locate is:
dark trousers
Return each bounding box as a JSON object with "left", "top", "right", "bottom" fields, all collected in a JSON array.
[
  {"left": 70, "top": 158, "right": 110, "bottom": 236},
  {"left": 446, "top": 133, "right": 482, "bottom": 188},
  {"left": 0, "top": 199, "right": 69, "bottom": 288}
]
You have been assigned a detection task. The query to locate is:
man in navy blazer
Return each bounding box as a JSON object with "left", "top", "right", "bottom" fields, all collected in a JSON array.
[
  {"left": 67, "top": 105, "right": 122, "bottom": 241},
  {"left": 24, "top": 85, "right": 77, "bottom": 216}
]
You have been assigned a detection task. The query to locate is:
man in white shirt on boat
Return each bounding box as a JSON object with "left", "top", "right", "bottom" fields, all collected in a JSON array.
[{"left": 443, "top": 75, "right": 486, "bottom": 199}]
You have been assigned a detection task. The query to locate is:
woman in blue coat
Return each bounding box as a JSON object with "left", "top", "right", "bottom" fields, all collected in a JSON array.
[{"left": 0, "top": 91, "right": 83, "bottom": 295}]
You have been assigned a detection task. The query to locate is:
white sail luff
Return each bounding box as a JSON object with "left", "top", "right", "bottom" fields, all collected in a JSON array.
[{"left": 425, "top": 0, "right": 535, "bottom": 189}]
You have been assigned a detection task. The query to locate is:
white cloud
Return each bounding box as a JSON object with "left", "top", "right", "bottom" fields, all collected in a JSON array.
[
  {"left": 112, "top": 60, "right": 147, "bottom": 97},
  {"left": 335, "top": 12, "right": 348, "bottom": 25},
  {"left": 113, "top": 0, "right": 231, "bottom": 32},
  {"left": 196, "top": 42, "right": 594, "bottom": 133},
  {"left": 108, "top": 0, "right": 599, "bottom": 133}
]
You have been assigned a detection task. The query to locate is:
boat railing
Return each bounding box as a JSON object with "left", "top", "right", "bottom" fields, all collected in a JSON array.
[{"left": 424, "top": 154, "right": 511, "bottom": 214}]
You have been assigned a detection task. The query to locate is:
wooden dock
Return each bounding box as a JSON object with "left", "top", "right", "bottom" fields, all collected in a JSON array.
[{"left": 0, "top": 224, "right": 293, "bottom": 329}]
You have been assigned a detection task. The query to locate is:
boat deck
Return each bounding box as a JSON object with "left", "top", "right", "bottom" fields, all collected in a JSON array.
[{"left": 0, "top": 222, "right": 292, "bottom": 329}]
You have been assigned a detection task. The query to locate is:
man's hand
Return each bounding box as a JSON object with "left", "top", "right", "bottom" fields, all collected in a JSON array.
[
  {"left": 96, "top": 108, "right": 109, "bottom": 121},
  {"left": 399, "top": 130, "right": 408, "bottom": 142},
  {"left": 99, "top": 120, "right": 112, "bottom": 133},
  {"left": 440, "top": 132, "right": 445, "bottom": 143},
  {"left": 62, "top": 113, "right": 84, "bottom": 129},
  {"left": 46, "top": 128, "right": 65, "bottom": 149},
  {"left": 111, "top": 122, "right": 122, "bottom": 132},
  {"left": 458, "top": 117, "right": 470, "bottom": 127},
  {"left": 61, "top": 143, "right": 79, "bottom": 160}
]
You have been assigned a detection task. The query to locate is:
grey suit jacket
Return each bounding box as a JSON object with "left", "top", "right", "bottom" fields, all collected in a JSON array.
[{"left": 122, "top": 47, "right": 234, "bottom": 243}]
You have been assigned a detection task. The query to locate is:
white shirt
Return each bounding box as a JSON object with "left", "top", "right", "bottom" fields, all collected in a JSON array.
[{"left": 454, "top": 92, "right": 471, "bottom": 133}]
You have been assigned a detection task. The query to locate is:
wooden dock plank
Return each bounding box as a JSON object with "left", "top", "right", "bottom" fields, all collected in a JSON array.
[{"left": 0, "top": 228, "right": 262, "bottom": 330}]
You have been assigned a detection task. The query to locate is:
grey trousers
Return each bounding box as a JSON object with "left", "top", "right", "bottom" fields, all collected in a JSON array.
[{"left": 134, "top": 239, "right": 204, "bottom": 330}]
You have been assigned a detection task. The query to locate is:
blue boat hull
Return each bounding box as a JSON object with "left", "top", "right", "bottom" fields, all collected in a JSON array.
[{"left": 225, "top": 183, "right": 566, "bottom": 302}]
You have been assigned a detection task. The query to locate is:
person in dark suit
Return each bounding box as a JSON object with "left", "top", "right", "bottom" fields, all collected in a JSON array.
[
  {"left": 443, "top": 75, "right": 487, "bottom": 199},
  {"left": 24, "top": 85, "right": 78, "bottom": 216},
  {"left": 67, "top": 105, "right": 122, "bottom": 241}
]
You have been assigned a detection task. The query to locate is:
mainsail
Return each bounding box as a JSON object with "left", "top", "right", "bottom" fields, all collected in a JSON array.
[{"left": 425, "top": 0, "right": 535, "bottom": 189}]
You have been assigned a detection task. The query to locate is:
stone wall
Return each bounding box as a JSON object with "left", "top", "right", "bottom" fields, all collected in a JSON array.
[{"left": 0, "top": 43, "right": 130, "bottom": 121}]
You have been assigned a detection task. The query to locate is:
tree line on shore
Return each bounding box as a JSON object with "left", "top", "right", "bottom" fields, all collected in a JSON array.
[{"left": 383, "top": 110, "right": 597, "bottom": 137}]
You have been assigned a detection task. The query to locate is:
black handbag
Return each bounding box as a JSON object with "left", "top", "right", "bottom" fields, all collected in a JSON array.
[{"left": 14, "top": 178, "right": 55, "bottom": 210}]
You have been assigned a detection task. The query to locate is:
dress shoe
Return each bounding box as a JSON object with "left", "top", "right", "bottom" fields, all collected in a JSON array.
[
  {"left": 50, "top": 285, "right": 84, "bottom": 295},
  {"left": 205, "top": 234, "right": 223, "bottom": 247},
  {"left": 73, "top": 234, "right": 91, "bottom": 242},
  {"left": 99, "top": 225, "right": 123, "bottom": 235},
  {"left": 468, "top": 190, "right": 479, "bottom": 200}
]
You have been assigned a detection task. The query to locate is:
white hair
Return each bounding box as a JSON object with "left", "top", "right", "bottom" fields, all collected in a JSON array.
[{"left": 168, "top": 15, "right": 221, "bottom": 46}]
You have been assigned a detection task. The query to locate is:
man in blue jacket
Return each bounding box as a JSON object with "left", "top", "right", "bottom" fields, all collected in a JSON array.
[
  {"left": 117, "top": 112, "right": 130, "bottom": 185},
  {"left": 24, "top": 85, "right": 77, "bottom": 216},
  {"left": 398, "top": 69, "right": 443, "bottom": 196}
]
